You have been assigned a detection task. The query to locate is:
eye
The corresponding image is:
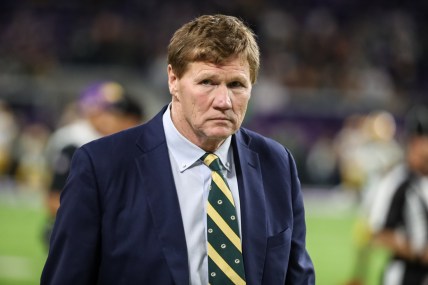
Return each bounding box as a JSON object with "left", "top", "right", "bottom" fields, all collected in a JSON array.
[
  {"left": 228, "top": 81, "right": 245, "bottom": 88},
  {"left": 200, "top": 79, "right": 213, "bottom": 85}
]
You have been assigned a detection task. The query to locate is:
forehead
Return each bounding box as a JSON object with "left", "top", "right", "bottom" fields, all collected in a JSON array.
[{"left": 185, "top": 57, "right": 250, "bottom": 78}]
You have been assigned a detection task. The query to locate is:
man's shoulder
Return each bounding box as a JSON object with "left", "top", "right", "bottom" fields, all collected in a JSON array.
[
  {"left": 238, "top": 127, "right": 287, "bottom": 152},
  {"left": 236, "top": 128, "right": 293, "bottom": 167},
  {"left": 84, "top": 124, "right": 144, "bottom": 150},
  {"left": 81, "top": 117, "right": 164, "bottom": 157}
]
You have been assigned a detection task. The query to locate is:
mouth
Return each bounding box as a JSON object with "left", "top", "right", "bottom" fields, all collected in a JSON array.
[{"left": 209, "top": 117, "right": 232, "bottom": 123}]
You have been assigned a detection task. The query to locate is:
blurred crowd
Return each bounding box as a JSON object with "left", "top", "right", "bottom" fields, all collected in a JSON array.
[
  {"left": 0, "top": 81, "right": 144, "bottom": 195},
  {"left": 0, "top": 0, "right": 427, "bottom": 103},
  {"left": 0, "top": 100, "right": 50, "bottom": 191},
  {"left": 1, "top": 2, "right": 428, "bottom": 284},
  {"left": 0, "top": 79, "right": 142, "bottom": 194},
  {"left": 0, "top": 0, "right": 427, "bottom": 189}
]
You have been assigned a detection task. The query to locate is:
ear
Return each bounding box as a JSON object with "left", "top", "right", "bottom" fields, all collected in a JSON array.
[{"left": 167, "top": 65, "right": 178, "bottom": 99}]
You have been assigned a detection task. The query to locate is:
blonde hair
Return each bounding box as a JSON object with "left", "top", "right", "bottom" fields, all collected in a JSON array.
[{"left": 168, "top": 14, "right": 260, "bottom": 84}]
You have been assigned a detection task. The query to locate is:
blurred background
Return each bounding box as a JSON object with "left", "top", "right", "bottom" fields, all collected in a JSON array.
[{"left": 1, "top": 0, "right": 427, "bottom": 284}]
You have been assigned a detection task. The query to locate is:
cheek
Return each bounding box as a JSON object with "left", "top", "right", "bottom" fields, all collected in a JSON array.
[
  {"left": 184, "top": 94, "right": 205, "bottom": 125},
  {"left": 190, "top": 94, "right": 210, "bottom": 113},
  {"left": 234, "top": 96, "right": 250, "bottom": 116},
  {"left": 422, "top": 151, "right": 428, "bottom": 165}
]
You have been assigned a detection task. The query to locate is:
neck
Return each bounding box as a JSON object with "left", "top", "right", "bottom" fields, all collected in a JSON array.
[{"left": 200, "top": 138, "right": 225, "bottom": 153}]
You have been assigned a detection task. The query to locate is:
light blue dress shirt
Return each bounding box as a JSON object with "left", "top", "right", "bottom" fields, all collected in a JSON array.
[{"left": 162, "top": 105, "right": 242, "bottom": 285}]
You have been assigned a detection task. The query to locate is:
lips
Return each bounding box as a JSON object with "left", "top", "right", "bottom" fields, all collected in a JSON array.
[
  {"left": 211, "top": 117, "right": 229, "bottom": 120},
  {"left": 209, "top": 117, "right": 232, "bottom": 123}
]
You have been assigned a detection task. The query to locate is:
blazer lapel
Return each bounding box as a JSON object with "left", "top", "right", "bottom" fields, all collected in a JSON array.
[
  {"left": 135, "top": 107, "right": 189, "bottom": 285},
  {"left": 234, "top": 130, "right": 267, "bottom": 285}
]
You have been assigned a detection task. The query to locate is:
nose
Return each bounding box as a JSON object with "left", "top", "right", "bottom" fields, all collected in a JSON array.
[{"left": 213, "top": 84, "right": 232, "bottom": 109}]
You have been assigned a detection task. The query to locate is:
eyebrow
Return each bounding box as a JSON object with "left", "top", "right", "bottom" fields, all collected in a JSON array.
[{"left": 195, "top": 72, "right": 249, "bottom": 83}]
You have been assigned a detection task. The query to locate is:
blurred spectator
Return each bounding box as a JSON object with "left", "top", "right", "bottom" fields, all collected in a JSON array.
[
  {"left": 339, "top": 111, "right": 403, "bottom": 285},
  {"left": 43, "top": 81, "right": 145, "bottom": 246},
  {"left": 368, "top": 105, "right": 428, "bottom": 285},
  {"left": 334, "top": 111, "right": 402, "bottom": 196},
  {"left": 0, "top": 100, "right": 19, "bottom": 181},
  {"left": 305, "top": 135, "right": 339, "bottom": 186},
  {"left": 12, "top": 122, "right": 51, "bottom": 191}
]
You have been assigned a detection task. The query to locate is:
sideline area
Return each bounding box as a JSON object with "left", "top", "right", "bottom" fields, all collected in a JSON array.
[
  {"left": 304, "top": 187, "right": 389, "bottom": 285},
  {"left": 0, "top": 186, "right": 388, "bottom": 285}
]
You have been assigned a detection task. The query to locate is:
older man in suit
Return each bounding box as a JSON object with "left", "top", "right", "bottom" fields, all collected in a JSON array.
[{"left": 41, "top": 14, "right": 315, "bottom": 285}]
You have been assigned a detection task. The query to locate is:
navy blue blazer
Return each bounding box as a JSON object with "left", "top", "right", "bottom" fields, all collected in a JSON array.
[{"left": 41, "top": 106, "right": 315, "bottom": 285}]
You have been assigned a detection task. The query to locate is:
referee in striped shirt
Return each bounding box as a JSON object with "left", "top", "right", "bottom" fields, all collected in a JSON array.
[{"left": 369, "top": 105, "right": 428, "bottom": 285}]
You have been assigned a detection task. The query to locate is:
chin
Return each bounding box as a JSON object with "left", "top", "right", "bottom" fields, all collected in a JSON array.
[{"left": 206, "top": 129, "right": 234, "bottom": 140}]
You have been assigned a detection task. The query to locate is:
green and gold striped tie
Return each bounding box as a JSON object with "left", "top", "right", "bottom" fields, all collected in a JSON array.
[{"left": 202, "top": 153, "right": 246, "bottom": 285}]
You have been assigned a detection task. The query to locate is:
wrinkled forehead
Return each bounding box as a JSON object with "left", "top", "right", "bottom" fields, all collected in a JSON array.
[{"left": 184, "top": 53, "right": 250, "bottom": 74}]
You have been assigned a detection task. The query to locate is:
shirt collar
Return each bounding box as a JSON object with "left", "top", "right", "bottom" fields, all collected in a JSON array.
[{"left": 162, "top": 103, "right": 232, "bottom": 172}]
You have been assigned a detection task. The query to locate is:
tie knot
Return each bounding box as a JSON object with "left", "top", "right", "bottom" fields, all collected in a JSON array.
[{"left": 201, "top": 153, "right": 222, "bottom": 172}]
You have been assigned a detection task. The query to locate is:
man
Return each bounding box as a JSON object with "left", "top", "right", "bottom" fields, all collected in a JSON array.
[
  {"left": 369, "top": 105, "right": 428, "bottom": 285},
  {"left": 41, "top": 14, "right": 315, "bottom": 284},
  {"left": 43, "top": 81, "right": 144, "bottom": 245}
]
